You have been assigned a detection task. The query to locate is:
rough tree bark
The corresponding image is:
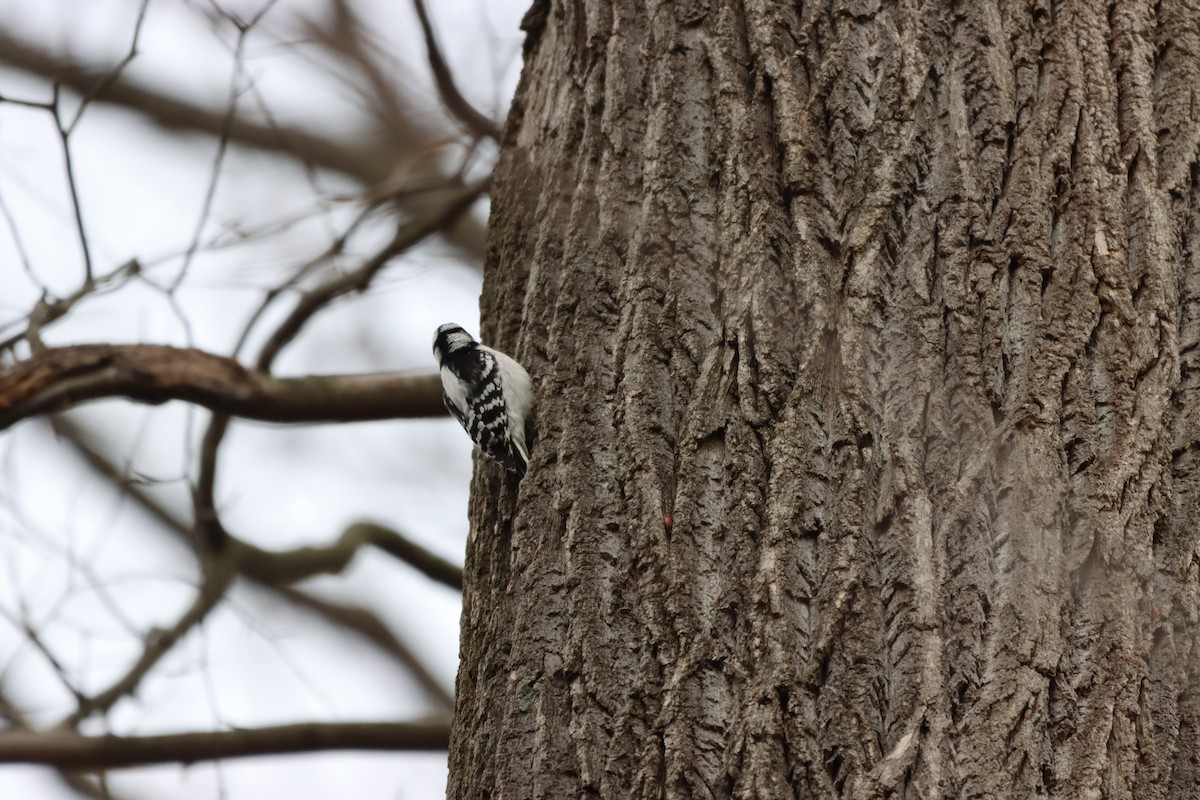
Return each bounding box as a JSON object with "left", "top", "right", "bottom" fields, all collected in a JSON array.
[{"left": 450, "top": 1, "right": 1200, "bottom": 798}]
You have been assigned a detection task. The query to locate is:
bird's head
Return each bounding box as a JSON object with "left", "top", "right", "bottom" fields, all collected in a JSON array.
[{"left": 432, "top": 323, "right": 477, "bottom": 363}]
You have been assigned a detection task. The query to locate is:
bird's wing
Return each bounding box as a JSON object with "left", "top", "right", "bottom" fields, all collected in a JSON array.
[{"left": 440, "top": 363, "right": 470, "bottom": 418}]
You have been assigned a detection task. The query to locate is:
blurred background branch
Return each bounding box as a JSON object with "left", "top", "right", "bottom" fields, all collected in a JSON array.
[
  {"left": 0, "top": 718, "right": 452, "bottom": 769},
  {"left": 0, "top": 344, "right": 446, "bottom": 429},
  {"left": 0, "top": 21, "right": 490, "bottom": 260},
  {"left": 0, "top": 1, "right": 522, "bottom": 797}
]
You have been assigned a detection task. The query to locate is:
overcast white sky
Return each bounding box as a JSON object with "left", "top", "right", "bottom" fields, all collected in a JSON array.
[{"left": 0, "top": 1, "right": 528, "bottom": 797}]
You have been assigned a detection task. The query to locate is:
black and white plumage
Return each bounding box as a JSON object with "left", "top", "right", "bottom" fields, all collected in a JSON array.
[{"left": 432, "top": 323, "right": 534, "bottom": 478}]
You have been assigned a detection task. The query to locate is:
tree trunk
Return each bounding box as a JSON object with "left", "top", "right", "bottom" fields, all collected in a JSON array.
[{"left": 449, "top": 1, "right": 1200, "bottom": 797}]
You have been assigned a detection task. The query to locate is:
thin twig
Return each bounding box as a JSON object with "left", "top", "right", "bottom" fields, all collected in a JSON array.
[
  {"left": 0, "top": 260, "right": 140, "bottom": 354},
  {"left": 173, "top": 1, "right": 282, "bottom": 291},
  {"left": 257, "top": 179, "right": 488, "bottom": 368},
  {"left": 0, "top": 92, "right": 52, "bottom": 109},
  {"left": 228, "top": 204, "right": 378, "bottom": 359},
  {"left": 0, "top": 606, "right": 84, "bottom": 704},
  {"left": 66, "top": 0, "right": 153, "bottom": 133},
  {"left": 0, "top": 29, "right": 489, "bottom": 260},
  {"left": 64, "top": 563, "right": 236, "bottom": 726},
  {"left": 0, "top": 182, "right": 40, "bottom": 287},
  {"left": 51, "top": 85, "right": 94, "bottom": 282}
]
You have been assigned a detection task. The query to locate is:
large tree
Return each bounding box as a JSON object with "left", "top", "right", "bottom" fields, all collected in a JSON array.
[{"left": 450, "top": 1, "right": 1200, "bottom": 797}]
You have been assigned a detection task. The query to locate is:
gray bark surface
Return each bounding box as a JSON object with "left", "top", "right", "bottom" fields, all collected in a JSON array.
[{"left": 450, "top": 2, "right": 1200, "bottom": 798}]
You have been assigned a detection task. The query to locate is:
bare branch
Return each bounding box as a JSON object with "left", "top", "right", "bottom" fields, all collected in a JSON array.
[
  {"left": 51, "top": 417, "right": 459, "bottom": 712},
  {"left": 0, "top": 29, "right": 488, "bottom": 260},
  {"left": 0, "top": 719, "right": 451, "bottom": 769},
  {"left": 351, "top": 522, "right": 464, "bottom": 590},
  {"left": 0, "top": 259, "right": 141, "bottom": 354},
  {"left": 411, "top": 0, "right": 501, "bottom": 141},
  {"left": 48, "top": 415, "right": 192, "bottom": 535},
  {"left": 192, "top": 177, "right": 485, "bottom": 552},
  {"left": 257, "top": 178, "right": 488, "bottom": 368},
  {"left": 0, "top": 345, "right": 445, "bottom": 431},
  {"left": 237, "top": 521, "right": 463, "bottom": 591},
  {"left": 0, "top": 690, "right": 144, "bottom": 800},
  {"left": 65, "top": 566, "right": 236, "bottom": 726},
  {"left": 0, "top": 31, "right": 382, "bottom": 183},
  {"left": 0, "top": 608, "right": 84, "bottom": 705},
  {"left": 174, "top": 2, "right": 282, "bottom": 291},
  {"left": 277, "top": 587, "right": 454, "bottom": 710},
  {"left": 306, "top": 0, "right": 429, "bottom": 140},
  {"left": 0, "top": 9, "right": 480, "bottom": 785}
]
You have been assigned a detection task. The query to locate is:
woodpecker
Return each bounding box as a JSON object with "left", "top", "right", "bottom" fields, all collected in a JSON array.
[{"left": 432, "top": 323, "right": 534, "bottom": 477}]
